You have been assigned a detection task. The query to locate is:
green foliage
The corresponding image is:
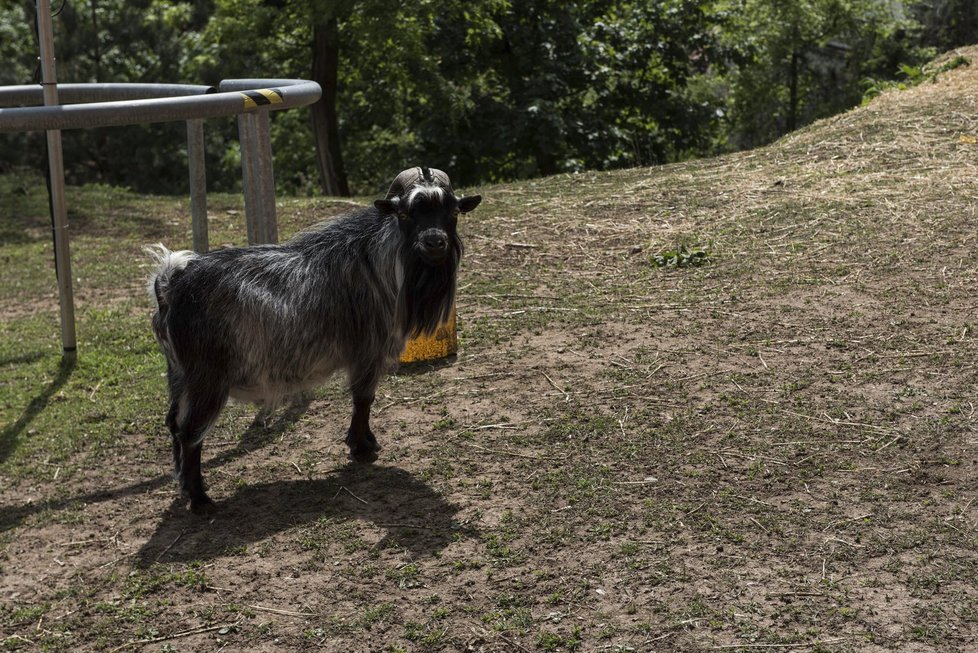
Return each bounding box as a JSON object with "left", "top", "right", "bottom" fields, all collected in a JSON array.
[
  {"left": 719, "top": 0, "right": 933, "bottom": 149},
  {"left": 914, "top": 0, "right": 978, "bottom": 51},
  {"left": 574, "top": 1, "right": 730, "bottom": 168},
  {"left": 862, "top": 55, "right": 971, "bottom": 103},
  {"left": 937, "top": 54, "right": 972, "bottom": 73},
  {"left": 0, "top": 0, "right": 965, "bottom": 193},
  {"left": 651, "top": 245, "right": 710, "bottom": 269},
  {"left": 0, "top": 3, "right": 34, "bottom": 86}
]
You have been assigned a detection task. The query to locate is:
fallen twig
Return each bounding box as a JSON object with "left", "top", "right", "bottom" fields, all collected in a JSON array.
[
  {"left": 246, "top": 604, "right": 316, "bottom": 618},
  {"left": 543, "top": 371, "right": 571, "bottom": 402},
  {"left": 711, "top": 639, "right": 847, "bottom": 650},
  {"left": 108, "top": 620, "right": 241, "bottom": 653},
  {"left": 154, "top": 529, "right": 186, "bottom": 562},
  {"left": 333, "top": 486, "right": 369, "bottom": 504},
  {"left": 781, "top": 409, "right": 897, "bottom": 434},
  {"left": 822, "top": 513, "right": 872, "bottom": 532}
]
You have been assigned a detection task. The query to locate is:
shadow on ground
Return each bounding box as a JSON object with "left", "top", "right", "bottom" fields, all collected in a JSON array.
[
  {"left": 0, "top": 391, "right": 470, "bottom": 563},
  {"left": 0, "top": 356, "right": 75, "bottom": 464},
  {"left": 0, "top": 397, "right": 311, "bottom": 532},
  {"left": 136, "top": 463, "right": 470, "bottom": 566},
  {"left": 396, "top": 355, "right": 458, "bottom": 377}
]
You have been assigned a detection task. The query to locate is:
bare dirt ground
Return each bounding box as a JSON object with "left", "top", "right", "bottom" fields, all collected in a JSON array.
[{"left": 3, "top": 47, "right": 978, "bottom": 652}]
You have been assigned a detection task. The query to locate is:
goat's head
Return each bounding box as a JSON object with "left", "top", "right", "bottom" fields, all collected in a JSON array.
[{"left": 375, "top": 167, "right": 481, "bottom": 266}]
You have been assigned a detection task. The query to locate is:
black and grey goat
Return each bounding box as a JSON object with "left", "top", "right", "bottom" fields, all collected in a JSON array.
[{"left": 147, "top": 167, "right": 481, "bottom": 512}]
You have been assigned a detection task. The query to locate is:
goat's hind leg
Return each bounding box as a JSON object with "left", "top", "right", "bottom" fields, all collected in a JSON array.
[
  {"left": 164, "top": 365, "right": 185, "bottom": 478},
  {"left": 173, "top": 384, "right": 228, "bottom": 513},
  {"left": 166, "top": 397, "right": 182, "bottom": 477}
]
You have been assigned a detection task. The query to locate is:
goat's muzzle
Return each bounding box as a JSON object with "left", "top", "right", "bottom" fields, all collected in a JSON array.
[{"left": 418, "top": 229, "right": 451, "bottom": 264}]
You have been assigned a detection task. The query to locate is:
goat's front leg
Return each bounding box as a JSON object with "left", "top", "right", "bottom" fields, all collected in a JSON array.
[
  {"left": 346, "top": 395, "right": 380, "bottom": 463},
  {"left": 345, "top": 366, "right": 382, "bottom": 463}
]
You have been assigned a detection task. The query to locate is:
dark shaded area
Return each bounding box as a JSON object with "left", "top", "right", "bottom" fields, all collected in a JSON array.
[
  {"left": 0, "top": 392, "right": 470, "bottom": 562},
  {"left": 0, "top": 351, "right": 47, "bottom": 367},
  {"left": 136, "top": 463, "right": 471, "bottom": 566},
  {"left": 0, "top": 396, "right": 310, "bottom": 532},
  {"left": 0, "top": 195, "right": 173, "bottom": 246},
  {"left": 0, "top": 169, "right": 173, "bottom": 245},
  {"left": 0, "top": 356, "right": 74, "bottom": 464},
  {"left": 396, "top": 354, "right": 458, "bottom": 377}
]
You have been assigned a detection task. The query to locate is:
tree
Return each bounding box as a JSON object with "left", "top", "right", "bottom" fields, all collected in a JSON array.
[
  {"left": 0, "top": 1, "right": 34, "bottom": 87},
  {"left": 415, "top": 1, "right": 729, "bottom": 180},
  {"left": 1, "top": 1, "right": 216, "bottom": 187},
  {"left": 720, "top": 0, "right": 928, "bottom": 149},
  {"left": 310, "top": 15, "right": 348, "bottom": 195},
  {"left": 914, "top": 0, "right": 978, "bottom": 50},
  {"left": 575, "top": 0, "right": 729, "bottom": 168}
]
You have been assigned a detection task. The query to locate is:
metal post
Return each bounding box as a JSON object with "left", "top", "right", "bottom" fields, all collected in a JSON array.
[
  {"left": 186, "top": 118, "right": 208, "bottom": 252},
  {"left": 237, "top": 108, "right": 277, "bottom": 245},
  {"left": 253, "top": 108, "right": 278, "bottom": 244},
  {"left": 36, "top": 0, "right": 76, "bottom": 357},
  {"left": 237, "top": 112, "right": 260, "bottom": 244}
]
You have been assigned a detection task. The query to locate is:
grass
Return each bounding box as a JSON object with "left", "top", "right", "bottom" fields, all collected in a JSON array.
[{"left": 3, "top": 44, "right": 978, "bottom": 652}]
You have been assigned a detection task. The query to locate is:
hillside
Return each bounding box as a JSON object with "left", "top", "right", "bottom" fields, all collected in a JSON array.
[{"left": 2, "top": 46, "right": 978, "bottom": 652}]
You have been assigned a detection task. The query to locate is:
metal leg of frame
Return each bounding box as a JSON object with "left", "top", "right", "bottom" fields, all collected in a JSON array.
[
  {"left": 187, "top": 118, "right": 208, "bottom": 253},
  {"left": 253, "top": 108, "right": 278, "bottom": 244},
  {"left": 238, "top": 108, "right": 278, "bottom": 245},
  {"left": 238, "top": 112, "right": 260, "bottom": 245},
  {"left": 46, "top": 128, "right": 76, "bottom": 357},
  {"left": 37, "top": 0, "right": 76, "bottom": 358}
]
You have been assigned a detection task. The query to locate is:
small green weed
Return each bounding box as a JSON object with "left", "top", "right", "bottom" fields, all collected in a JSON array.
[
  {"left": 386, "top": 563, "right": 423, "bottom": 589},
  {"left": 537, "top": 626, "right": 583, "bottom": 651},
  {"left": 650, "top": 245, "right": 709, "bottom": 269},
  {"left": 359, "top": 603, "right": 396, "bottom": 630}
]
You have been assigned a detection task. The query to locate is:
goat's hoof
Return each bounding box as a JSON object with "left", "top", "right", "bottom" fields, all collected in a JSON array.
[
  {"left": 345, "top": 429, "right": 381, "bottom": 463},
  {"left": 188, "top": 493, "right": 216, "bottom": 514},
  {"left": 348, "top": 447, "right": 380, "bottom": 464}
]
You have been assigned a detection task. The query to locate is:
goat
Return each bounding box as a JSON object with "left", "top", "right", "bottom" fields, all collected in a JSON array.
[{"left": 146, "top": 167, "right": 481, "bottom": 512}]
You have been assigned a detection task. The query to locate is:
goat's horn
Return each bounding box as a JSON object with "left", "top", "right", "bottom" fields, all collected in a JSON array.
[
  {"left": 384, "top": 166, "right": 455, "bottom": 200},
  {"left": 385, "top": 168, "right": 421, "bottom": 200}
]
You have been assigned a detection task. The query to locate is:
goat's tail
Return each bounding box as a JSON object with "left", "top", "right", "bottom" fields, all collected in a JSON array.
[{"left": 145, "top": 244, "right": 197, "bottom": 345}]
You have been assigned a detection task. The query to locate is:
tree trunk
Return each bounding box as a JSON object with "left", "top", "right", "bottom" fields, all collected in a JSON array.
[
  {"left": 787, "top": 48, "right": 799, "bottom": 133},
  {"left": 89, "top": 0, "right": 102, "bottom": 82},
  {"left": 311, "top": 17, "right": 350, "bottom": 196}
]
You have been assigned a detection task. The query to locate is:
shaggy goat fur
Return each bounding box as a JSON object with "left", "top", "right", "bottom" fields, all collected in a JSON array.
[{"left": 147, "top": 173, "right": 480, "bottom": 512}]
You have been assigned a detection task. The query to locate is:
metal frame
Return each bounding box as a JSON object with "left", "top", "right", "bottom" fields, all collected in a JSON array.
[{"left": 0, "top": 2, "right": 322, "bottom": 357}]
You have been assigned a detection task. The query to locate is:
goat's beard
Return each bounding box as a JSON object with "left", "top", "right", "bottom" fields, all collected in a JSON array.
[{"left": 400, "top": 238, "right": 461, "bottom": 338}]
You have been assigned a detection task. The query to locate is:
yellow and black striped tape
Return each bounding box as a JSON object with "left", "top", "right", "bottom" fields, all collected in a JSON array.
[{"left": 240, "top": 88, "right": 284, "bottom": 110}]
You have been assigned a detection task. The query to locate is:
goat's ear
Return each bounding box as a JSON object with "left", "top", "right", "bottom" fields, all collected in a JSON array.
[
  {"left": 374, "top": 198, "right": 399, "bottom": 214},
  {"left": 457, "top": 195, "right": 482, "bottom": 213}
]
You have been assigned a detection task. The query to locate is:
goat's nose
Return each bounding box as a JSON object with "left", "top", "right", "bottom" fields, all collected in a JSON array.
[{"left": 423, "top": 232, "right": 448, "bottom": 251}]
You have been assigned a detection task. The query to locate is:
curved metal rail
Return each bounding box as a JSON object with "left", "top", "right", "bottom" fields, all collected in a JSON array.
[
  {"left": 0, "top": 79, "right": 321, "bottom": 131},
  {"left": 0, "top": 75, "right": 322, "bottom": 355}
]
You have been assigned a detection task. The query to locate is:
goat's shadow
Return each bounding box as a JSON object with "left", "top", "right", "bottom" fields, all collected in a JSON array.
[
  {"left": 396, "top": 355, "right": 458, "bottom": 377},
  {"left": 136, "top": 462, "right": 471, "bottom": 566},
  {"left": 0, "top": 397, "right": 311, "bottom": 533},
  {"left": 0, "top": 386, "right": 476, "bottom": 564}
]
